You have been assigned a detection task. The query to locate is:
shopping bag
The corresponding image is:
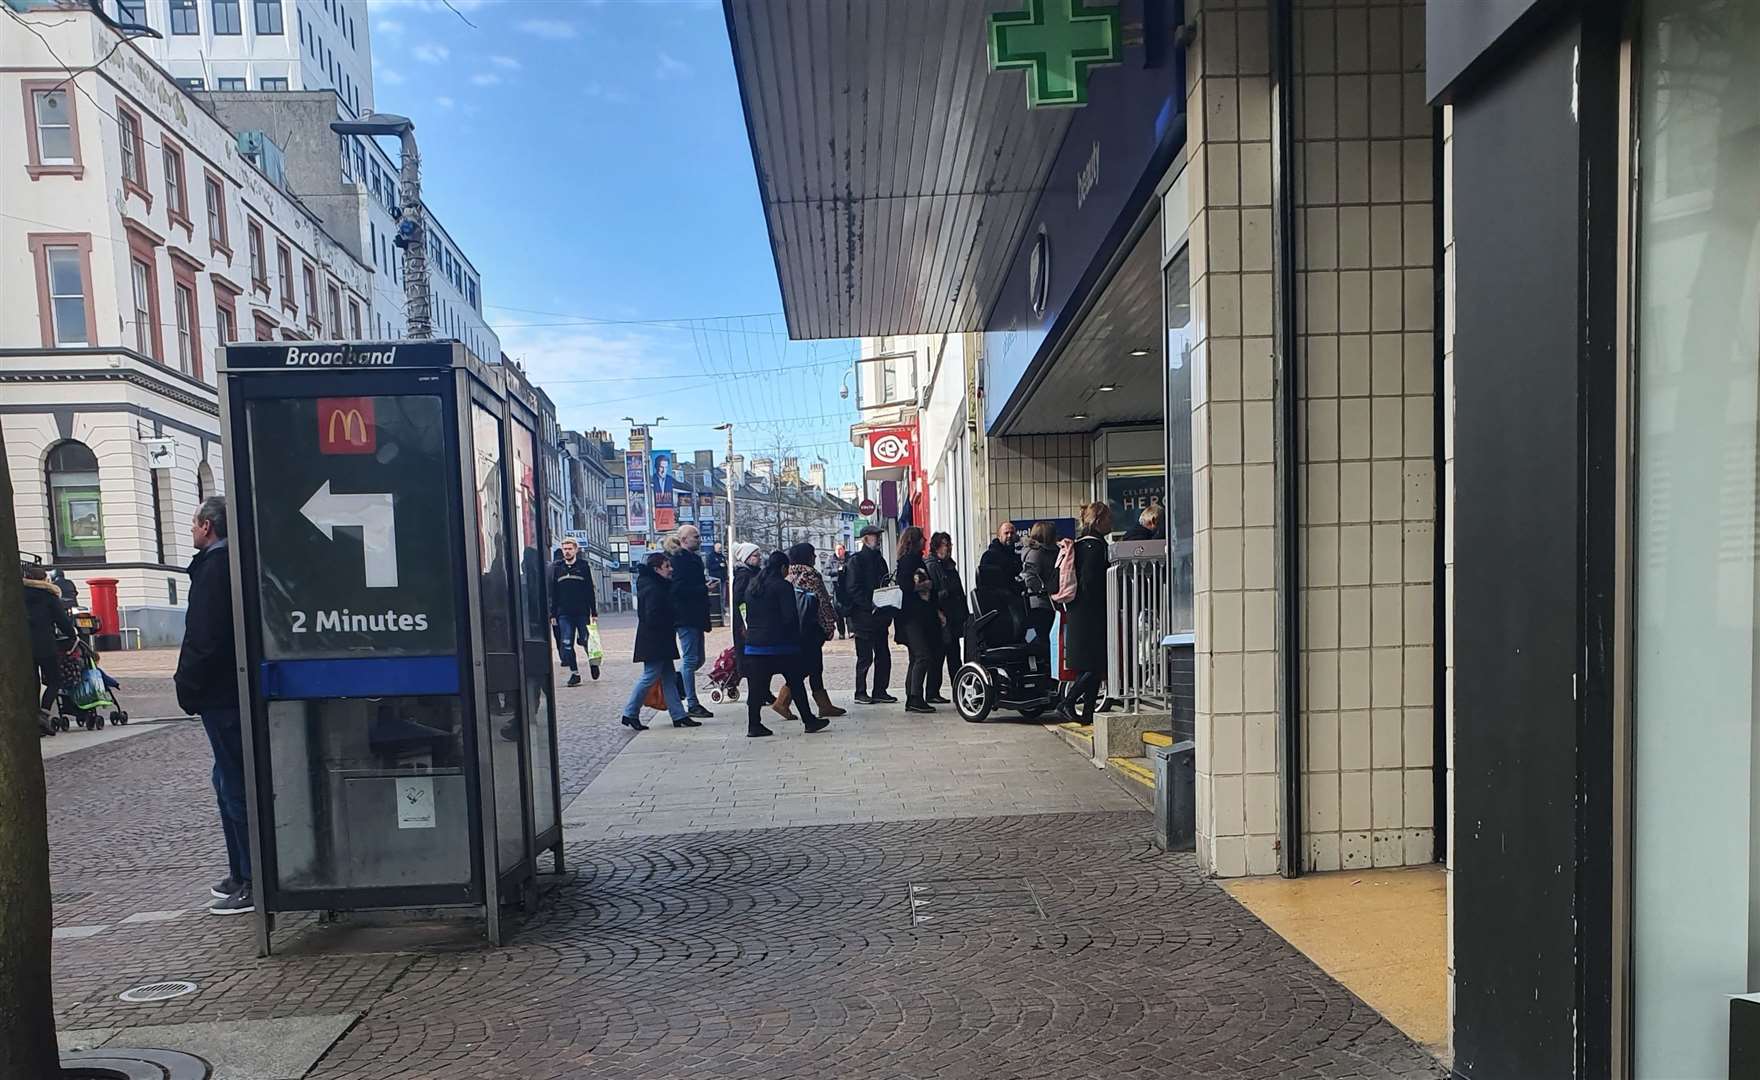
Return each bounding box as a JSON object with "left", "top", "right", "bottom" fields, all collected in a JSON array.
[
  {"left": 642, "top": 679, "right": 667, "bottom": 712},
  {"left": 586, "top": 620, "right": 605, "bottom": 665},
  {"left": 71, "top": 667, "right": 112, "bottom": 709},
  {"left": 872, "top": 574, "right": 903, "bottom": 609}
]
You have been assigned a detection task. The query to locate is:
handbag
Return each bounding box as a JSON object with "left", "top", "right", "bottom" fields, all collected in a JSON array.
[
  {"left": 871, "top": 572, "right": 903, "bottom": 610},
  {"left": 642, "top": 679, "right": 667, "bottom": 711}
]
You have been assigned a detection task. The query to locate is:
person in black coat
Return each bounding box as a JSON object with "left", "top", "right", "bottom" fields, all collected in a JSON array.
[
  {"left": 174, "top": 497, "right": 253, "bottom": 913},
  {"left": 923, "top": 532, "right": 969, "bottom": 705},
  {"left": 1057, "top": 501, "right": 1113, "bottom": 725},
  {"left": 976, "top": 521, "right": 1024, "bottom": 595},
  {"left": 22, "top": 564, "right": 75, "bottom": 732},
  {"left": 550, "top": 538, "right": 599, "bottom": 687},
  {"left": 740, "top": 550, "right": 826, "bottom": 738},
  {"left": 620, "top": 554, "right": 697, "bottom": 731},
  {"left": 728, "top": 542, "right": 768, "bottom": 704},
  {"left": 893, "top": 526, "right": 938, "bottom": 714},
  {"left": 668, "top": 525, "right": 714, "bottom": 719},
  {"left": 845, "top": 525, "right": 895, "bottom": 703},
  {"left": 827, "top": 544, "right": 850, "bottom": 639}
]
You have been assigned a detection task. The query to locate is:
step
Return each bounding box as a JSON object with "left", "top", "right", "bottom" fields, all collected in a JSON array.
[
  {"left": 1106, "top": 755, "right": 1156, "bottom": 808},
  {"left": 1141, "top": 730, "right": 1174, "bottom": 750}
]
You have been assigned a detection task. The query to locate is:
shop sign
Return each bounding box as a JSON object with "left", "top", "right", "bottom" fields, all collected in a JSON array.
[
  {"left": 866, "top": 427, "right": 918, "bottom": 470},
  {"left": 987, "top": 0, "right": 1123, "bottom": 109},
  {"left": 247, "top": 394, "right": 457, "bottom": 659}
]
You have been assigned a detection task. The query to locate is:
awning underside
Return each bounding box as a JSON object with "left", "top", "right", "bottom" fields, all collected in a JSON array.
[{"left": 724, "top": 0, "right": 1071, "bottom": 340}]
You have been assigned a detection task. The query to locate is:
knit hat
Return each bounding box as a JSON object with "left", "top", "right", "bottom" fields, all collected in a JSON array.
[
  {"left": 732, "top": 541, "right": 761, "bottom": 566},
  {"left": 787, "top": 542, "right": 816, "bottom": 566}
]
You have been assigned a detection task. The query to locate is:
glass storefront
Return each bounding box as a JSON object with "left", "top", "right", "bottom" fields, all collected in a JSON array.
[{"left": 1632, "top": 1, "right": 1760, "bottom": 1074}]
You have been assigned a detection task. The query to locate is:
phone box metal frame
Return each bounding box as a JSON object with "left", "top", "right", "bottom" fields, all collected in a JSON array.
[{"left": 219, "top": 340, "right": 563, "bottom": 954}]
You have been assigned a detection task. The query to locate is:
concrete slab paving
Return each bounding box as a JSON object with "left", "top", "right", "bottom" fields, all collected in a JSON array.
[{"left": 85, "top": 1013, "right": 360, "bottom": 1080}]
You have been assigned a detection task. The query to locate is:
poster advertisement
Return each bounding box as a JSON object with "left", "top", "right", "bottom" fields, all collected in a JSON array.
[
  {"left": 650, "top": 449, "right": 676, "bottom": 512},
  {"left": 655, "top": 507, "right": 677, "bottom": 532},
  {"left": 680, "top": 492, "right": 696, "bottom": 523},
  {"left": 624, "top": 451, "right": 649, "bottom": 533},
  {"left": 696, "top": 494, "right": 713, "bottom": 529},
  {"left": 1105, "top": 470, "right": 1165, "bottom": 535}
]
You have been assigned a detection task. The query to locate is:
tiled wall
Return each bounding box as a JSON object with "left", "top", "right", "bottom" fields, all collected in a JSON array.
[
  {"left": 1292, "top": 0, "right": 1437, "bottom": 872},
  {"left": 987, "top": 434, "right": 1093, "bottom": 524},
  {"left": 1184, "top": 0, "right": 1283, "bottom": 879}
]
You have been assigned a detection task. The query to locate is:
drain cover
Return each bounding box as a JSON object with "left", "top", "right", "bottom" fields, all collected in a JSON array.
[
  {"left": 118, "top": 980, "right": 198, "bottom": 1003},
  {"left": 908, "top": 879, "right": 1046, "bottom": 927}
]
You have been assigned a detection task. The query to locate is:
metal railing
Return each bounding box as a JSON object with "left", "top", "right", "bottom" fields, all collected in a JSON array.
[{"left": 1106, "top": 539, "right": 1171, "bottom": 713}]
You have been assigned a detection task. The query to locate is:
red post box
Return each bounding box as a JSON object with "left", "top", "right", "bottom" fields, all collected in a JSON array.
[{"left": 87, "top": 577, "right": 120, "bottom": 650}]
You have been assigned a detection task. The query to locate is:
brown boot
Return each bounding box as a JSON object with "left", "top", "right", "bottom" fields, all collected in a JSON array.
[
  {"left": 769, "top": 685, "right": 798, "bottom": 722},
  {"left": 812, "top": 687, "right": 847, "bottom": 717}
]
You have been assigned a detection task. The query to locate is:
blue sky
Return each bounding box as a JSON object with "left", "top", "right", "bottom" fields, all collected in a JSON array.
[{"left": 365, "top": 0, "right": 863, "bottom": 485}]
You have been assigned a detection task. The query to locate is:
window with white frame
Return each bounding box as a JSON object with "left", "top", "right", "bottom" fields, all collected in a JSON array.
[
  {"left": 31, "top": 89, "right": 74, "bottom": 164},
  {"left": 131, "top": 258, "right": 154, "bottom": 355},
  {"left": 44, "top": 246, "right": 89, "bottom": 346},
  {"left": 174, "top": 284, "right": 195, "bottom": 374},
  {"left": 118, "top": 107, "right": 143, "bottom": 186}
]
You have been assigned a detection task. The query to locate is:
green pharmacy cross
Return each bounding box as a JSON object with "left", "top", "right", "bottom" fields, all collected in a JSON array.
[{"left": 988, "top": 0, "right": 1123, "bottom": 109}]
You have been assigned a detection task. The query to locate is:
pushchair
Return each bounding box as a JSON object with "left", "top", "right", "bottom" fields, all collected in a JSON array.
[
  {"left": 703, "top": 645, "right": 742, "bottom": 704},
  {"left": 951, "top": 586, "right": 1060, "bottom": 723},
  {"left": 51, "top": 636, "right": 127, "bottom": 732}
]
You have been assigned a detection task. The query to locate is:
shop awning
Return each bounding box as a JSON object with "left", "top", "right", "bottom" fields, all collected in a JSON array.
[{"left": 722, "top": 0, "right": 1072, "bottom": 340}]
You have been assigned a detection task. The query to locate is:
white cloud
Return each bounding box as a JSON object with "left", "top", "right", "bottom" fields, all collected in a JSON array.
[
  {"left": 434, "top": 95, "right": 455, "bottom": 109},
  {"left": 655, "top": 51, "right": 693, "bottom": 80},
  {"left": 492, "top": 324, "right": 694, "bottom": 424},
  {"left": 489, "top": 54, "right": 521, "bottom": 70},
  {"left": 469, "top": 72, "right": 501, "bottom": 86},
  {"left": 515, "top": 17, "right": 578, "bottom": 39},
  {"left": 583, "top": 81, "right": 635, "bottom": 105},
  {"left": 378, "top": 66, "right": 406, "bottom": 86},
  {"left": 411, "top": 41, "right": 450, "bottom": 63},
  {"left": 374, "top": 16, "right": 404, "bottom": 34}
]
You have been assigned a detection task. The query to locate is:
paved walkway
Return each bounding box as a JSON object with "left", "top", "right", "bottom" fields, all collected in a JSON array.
[{"left": 42, "top": 618, "right": 1444, "bottom": 1079}]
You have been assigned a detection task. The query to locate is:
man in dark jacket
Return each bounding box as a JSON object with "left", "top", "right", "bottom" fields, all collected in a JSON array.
[
  {"left": 174, "top": 497, "right": 251, "bottom": 917},
  {"left": 620, "top": 553, "right": 697, "bottom": 731},
  {"left": 669, "top": 525, "right": 714, "bottom": 719},
  {"left": 23, "top": 564, "right": 75, "bottom": 733},
  {"left": 845, "top": 525, "right": 896, "bottom": 704},
  {"left": 976, "top": 521, "right": 1024, "bottom": 596},
  {"left": 827, "top": 544, "right": 850, "bottom": 639},
  {"left": 550, "top": 537, "right": 598, "bottom": 687}
]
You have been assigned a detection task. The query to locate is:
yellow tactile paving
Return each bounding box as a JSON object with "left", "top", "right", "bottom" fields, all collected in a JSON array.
[{"left": 1223, "top": 865, "right": 1448, "bottom": 1059}]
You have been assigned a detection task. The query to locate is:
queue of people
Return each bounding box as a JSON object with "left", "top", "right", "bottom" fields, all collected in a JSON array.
[{"left": 613, "top": 500, "right": 1128, "bottom": 734}]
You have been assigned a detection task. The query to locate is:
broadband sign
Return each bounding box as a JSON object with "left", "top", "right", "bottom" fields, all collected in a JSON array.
[
  {"left": 223, "top": 340, "right": 461, "bottom": 370},
  {"left": 246, "top": 393, "right": 457, "bottom": 659}
]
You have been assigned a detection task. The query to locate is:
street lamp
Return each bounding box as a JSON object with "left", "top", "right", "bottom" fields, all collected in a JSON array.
[
  {"left": 330, "top": 113, "right": 429, "bottom": 339},
  {"left": 713, "top": 422, "right": 735, "bottom": 559}
]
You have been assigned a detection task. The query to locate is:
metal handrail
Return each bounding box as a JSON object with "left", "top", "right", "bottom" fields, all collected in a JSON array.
[{"left": 1106, "top": 539, "right": 1170, "bottom": 712}]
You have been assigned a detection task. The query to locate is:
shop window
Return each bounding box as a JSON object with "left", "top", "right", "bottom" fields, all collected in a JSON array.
[
  {"left": 1162, "top": 244, "right": 1195, "bottom": 635},
  {"left": 1632, "top": 3, "right": 1760, "bottom": 1076},
  {"left": 47, "top": 441, "right": 105, "bottom": 562}
]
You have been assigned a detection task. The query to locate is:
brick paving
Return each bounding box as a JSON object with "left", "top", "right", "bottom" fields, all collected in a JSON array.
[{"left": 42, "top": 618, "right": 1445, "bottom": 1079}]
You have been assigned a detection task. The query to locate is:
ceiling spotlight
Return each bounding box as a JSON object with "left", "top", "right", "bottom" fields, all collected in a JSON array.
[
  {"left": 1070, "top": 412, "right": 1089, "bottom": 421},
  {"left": 1096, "top": 384, "right": 1117, "bottom": 392},
  {"left": 1129, "top": 347, "right": 1150, "bottom": 357}
]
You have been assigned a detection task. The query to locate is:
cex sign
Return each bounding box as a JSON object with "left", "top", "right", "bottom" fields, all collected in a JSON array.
[{"left": 865, "top": 426, "right": 917, "bottom": 471}]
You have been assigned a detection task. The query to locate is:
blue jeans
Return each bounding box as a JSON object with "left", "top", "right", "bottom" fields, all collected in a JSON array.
[
  {"left": 200, "top": 707, "right": 251, "bottom": 885},
  {"left": 675, "top": 627, "right": 705, "bottom": 709},
  {"left": 555, "top": 614, "right": 591, "bottom": 672},
  {"left": 622, "top": 659, "right": 689, "bottom": 722}
]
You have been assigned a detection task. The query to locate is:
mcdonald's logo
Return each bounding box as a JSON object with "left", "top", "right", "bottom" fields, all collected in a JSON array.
[{"left": 318, "top": 397, "right": 376, "bottom": 454}]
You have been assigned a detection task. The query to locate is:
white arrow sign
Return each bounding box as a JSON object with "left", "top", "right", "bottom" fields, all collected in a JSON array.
[{"left": 299, "top": 480, "right": 399, "bottom": 587}]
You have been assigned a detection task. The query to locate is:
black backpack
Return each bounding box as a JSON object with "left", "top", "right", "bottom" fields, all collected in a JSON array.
[{"left": 793, "top": 584, "right": 821, "bottom": 643}]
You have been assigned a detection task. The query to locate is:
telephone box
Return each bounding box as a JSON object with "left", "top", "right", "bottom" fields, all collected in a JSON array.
[{"left": 218, "top": 340, "right": 562, "bottom": 953}]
